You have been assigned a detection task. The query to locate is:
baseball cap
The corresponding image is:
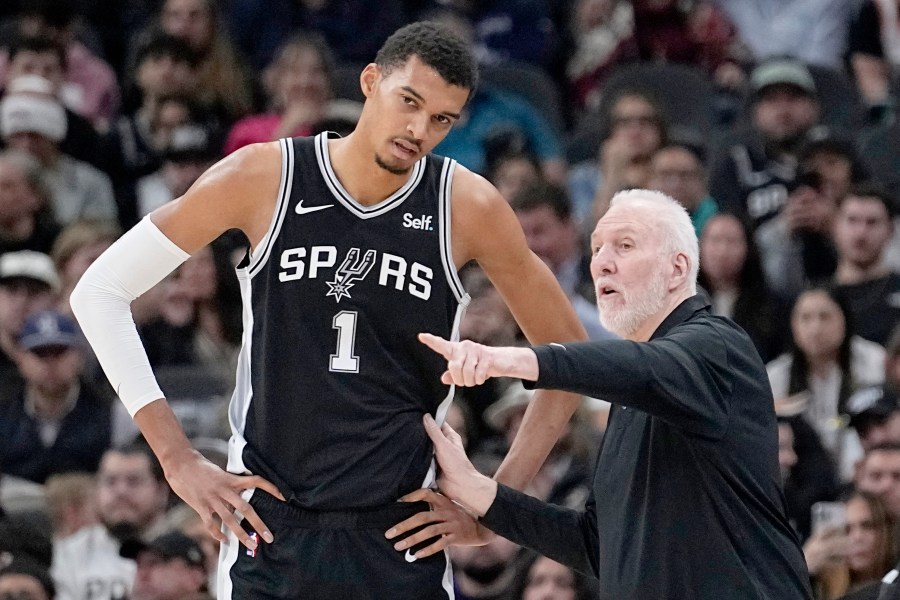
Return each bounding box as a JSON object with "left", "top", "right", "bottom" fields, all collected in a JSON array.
[
  {"left": 846, "top": 385, "right": 900, "bottom": 431},
  {"left": 0, "top": 251, "right": 60, "bottom": 292},
  {"left": 799, "top": 126, "right": 858, "bottom": 164},
  {"left": 0, "top": 81, "right": 67, "bottom": 142},
  {"left": 18, "top": 310, "right": 81, "bottom": 352},
  {"left": 751, "top": 59, "right": 816, "bottom": 98},
  {"left": 119, "top": 531, "right": 206, "bottom": 572}
]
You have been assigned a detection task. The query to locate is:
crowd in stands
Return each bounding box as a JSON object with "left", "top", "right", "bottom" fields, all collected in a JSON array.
[{"left": 2, "top": 0, "right": 900, "bottom": 598}]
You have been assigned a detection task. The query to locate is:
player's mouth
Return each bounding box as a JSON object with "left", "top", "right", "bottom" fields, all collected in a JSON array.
[{"left": 391, "top": 138, "right": 419, "bottom": 161}]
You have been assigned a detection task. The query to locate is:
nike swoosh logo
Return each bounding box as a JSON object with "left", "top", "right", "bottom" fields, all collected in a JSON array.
[
  {"left": 404, "top": 550, "right": 417, "bottom": 563},
  {"left": 295, "top": 199, "right": 334, "bottom": 215}
]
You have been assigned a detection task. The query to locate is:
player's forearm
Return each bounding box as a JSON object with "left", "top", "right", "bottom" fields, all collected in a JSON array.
[{"left": 133, "top": 400, "right": 199, "bottom": 473}]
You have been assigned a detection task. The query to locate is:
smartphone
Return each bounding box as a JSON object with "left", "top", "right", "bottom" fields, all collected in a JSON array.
[{"left": 811, "top": 501, "right": 847, "bottom": 535}]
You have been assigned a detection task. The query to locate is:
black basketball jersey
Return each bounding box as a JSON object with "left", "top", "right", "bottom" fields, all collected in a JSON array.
[{"left": 227, "top": 133, "right": 469, "bottom": 509}]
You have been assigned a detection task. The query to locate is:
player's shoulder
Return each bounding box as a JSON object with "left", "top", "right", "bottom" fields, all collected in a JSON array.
[{"left": 445, "top": 161, "right": 504, "bottom": 213}]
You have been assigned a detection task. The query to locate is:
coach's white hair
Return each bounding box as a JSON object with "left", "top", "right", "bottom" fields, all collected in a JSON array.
[{"left": 608, "top": 189, "right": 699, "bottom": 294}]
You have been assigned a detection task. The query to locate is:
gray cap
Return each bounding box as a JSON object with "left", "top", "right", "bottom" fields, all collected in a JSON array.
[{"left": 751, "top": 59, "right": 816, "bottom": 97}]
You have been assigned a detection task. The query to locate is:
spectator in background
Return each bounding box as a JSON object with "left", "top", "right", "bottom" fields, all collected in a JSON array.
[
  {"left": 833, "top": 184, "right": 900, "bottom": 347},
  {"left": 139, "top": 239, "right": 242, "bottom": 388},
  {"left": 485, "top": 148, "right": 541, "bottom": 206},
  {"left": 632, "top": 0, "right": 740, "bottom": 74},
  {"left": 0, "top": 149, "right": 59, "bottom": 256},
  {"left": 451, "top": 531, "right": 520, "bottom": 600},
  {"left": 856, "top": 443, "right": 900, "bottom": 521},
  {"left": 50, "top": 220, "right": 121, "bottom": 318},
  {"left": 777, "top": 412, "right": 840, "bottom": 542},
  {"left": 44, "top": 472, "right": 97, "bottom": 540},
  {"left": 484, "top": 382, "right": 595, "bottom": 510},
  {"left": 0, "top": 251, "right": 59, "bottom": 389},
  {"left": 698, "top": 212, "right": 787, "bottom": 362},
  {"left": 224, "top": 33, "right": 335, "bottom": 154},
  {"left": 710, "top": 58, "right": 821, "bottom": 230},
  {"left": 52, "top": 442, "right": 170, "bottom": 600},
  {"left": 105, "top": 33, "right": 198, "bottom": 228},
  {"left": 0, "top": 310, "right": 111, "bottom": 485},
  {"left": 150, "top": 0, "right": 254, "bottom": 123},
  {"left": 568, "top": 90, "right": 667, "bottom": 228},
  {"left": 848, "top": 0, "right": 899, "bottom": 125},
  {"left": 806, "top": 491, "right": 896, "bottom": 600},
  {"left": 647, "top": 141, "right": 718, "bottom": 237},
  {"left": 119, "top": 532, "right": 209, "bottom": 600},
  {"left": 755, "top": 168, "right": 838, "bottom": 302},
  {"left": 463, "top": 0, "right": 560, "bottom": 69},
  {"left": 135, "top": 123, "right": 220, "bottom": 219},
  {"left": 799, "top": 129, "right": 868, "bottom": 209},
  {"left": 510, "top": 552, "right": 600, "bottom": 600},
  {"left": 4, "top": 35, "right": 102, "bottom": 168},
  {"left": 565, "top": 0, "right": 638, "bottom": 111},
  {"left": 429, "top": 10, "right": 566, "bottom": 180},
  {"left": 886, "top": 328, "right": 900, "bottom": 391},
  {"left": 0, "top": 557, "right": 55, "bottom": 600},
  {"left": 846, "top": 385, "right": 900, "bottom": 454},
  {"left": 0, "top": 0, "right": 120, "bottom": 131},
  {"left": 510, "top": 181, "right": 612, "bottom": 341},
  {"left": 224, "top": 0, "right": 404, "bottom": 68},
  {"left": 712, "top": 0, "right": 853, "bottom": 69},
  {"left": 0, "top": 76, "right": 117, "bottom": 226},
  {"left": 766, "top": 285, "right": 885, "bottom": 480}
]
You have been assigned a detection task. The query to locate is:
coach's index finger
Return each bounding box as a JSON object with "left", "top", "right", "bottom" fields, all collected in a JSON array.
[{"left": 418, "top": 333, "right": 453, "bottom": 359}]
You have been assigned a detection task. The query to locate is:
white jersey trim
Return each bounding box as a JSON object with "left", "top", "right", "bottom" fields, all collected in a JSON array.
[
  {"left": 226, "top": 271, "right": 255, "bottom": 477},
  {"left": 438, "top": 158, "right": 465, "bottom": 302},
  {"left": 315, "top": 132, "right": 425, "bottom": 219},
  {"left": 247, "top": 137, "right": 294, "bottom": 278},
  {"left": 420, "top": 297, "right": 469, "bottom": 491}
]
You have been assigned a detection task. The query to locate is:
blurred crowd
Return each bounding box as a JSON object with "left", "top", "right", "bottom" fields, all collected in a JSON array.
[{"left": 1, "top": 0, "right": 900, "bottom": 599}]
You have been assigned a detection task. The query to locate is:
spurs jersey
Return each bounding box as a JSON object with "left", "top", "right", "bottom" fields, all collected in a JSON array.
[{"left": 227, "top": 133, "right": 468, "bottom": 509}]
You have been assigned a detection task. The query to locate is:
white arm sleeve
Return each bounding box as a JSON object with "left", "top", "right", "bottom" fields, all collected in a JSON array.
[{"left": 70, "top": 217, "right": 190, "bottom": 416}]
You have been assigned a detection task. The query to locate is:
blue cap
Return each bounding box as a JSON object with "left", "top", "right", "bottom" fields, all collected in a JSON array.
[{"left": 18, "top": 310, "right": 81, "bottom": 351}]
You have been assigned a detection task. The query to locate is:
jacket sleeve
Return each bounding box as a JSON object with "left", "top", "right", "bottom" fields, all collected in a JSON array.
[
  {"left": 480, "top": 483, "right": 600, "bottom": 577},
  {"left": 530, "top": 321, "right": 734, "bottom": 439}
]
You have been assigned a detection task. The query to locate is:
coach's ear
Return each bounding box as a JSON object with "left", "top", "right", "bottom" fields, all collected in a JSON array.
[{"left": 360, "top": 63, "right": 380, "bottom": 99}]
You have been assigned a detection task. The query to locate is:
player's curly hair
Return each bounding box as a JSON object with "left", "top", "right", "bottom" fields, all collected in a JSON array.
[{"left": 375, "top": 21, "right": 478, "bottom": 93}]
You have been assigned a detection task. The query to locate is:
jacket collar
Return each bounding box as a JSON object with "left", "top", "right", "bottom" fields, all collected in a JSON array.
[{"left": 649, "top": 294, "right": 711, "bottom": 341}]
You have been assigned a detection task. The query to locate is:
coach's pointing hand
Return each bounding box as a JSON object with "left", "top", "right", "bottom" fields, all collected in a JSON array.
[{"left": 417, "top": 333, "right": 539, "bottom": 386}]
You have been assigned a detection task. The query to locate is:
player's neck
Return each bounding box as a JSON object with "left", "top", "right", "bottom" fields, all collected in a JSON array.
[{"left": 328, "top": 133, "right": 414, "bottom": 206}]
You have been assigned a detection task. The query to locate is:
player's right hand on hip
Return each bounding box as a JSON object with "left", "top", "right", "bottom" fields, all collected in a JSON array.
[{"left": 164, "top": 449, "right": 285, "bottom": 551}]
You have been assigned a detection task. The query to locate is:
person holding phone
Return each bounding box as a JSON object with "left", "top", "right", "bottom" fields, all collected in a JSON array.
[
  {"left": 805, "top": 493, "right": 897, "bottom": 600},
  {"left": 755, "top": 167, "right": 839, "bottom": 302}
]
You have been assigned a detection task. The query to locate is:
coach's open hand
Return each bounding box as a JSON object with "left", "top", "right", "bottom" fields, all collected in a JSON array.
[
  {"left": 417, "top": 333, "right": 538, "bottom": 386},
  {"left": 386, "top": 415, "right": 498, "bottom": 559}
]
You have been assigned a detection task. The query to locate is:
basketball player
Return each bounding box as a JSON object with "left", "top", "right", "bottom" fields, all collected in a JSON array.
[{"left": 71, "top": 22, "right": 585, "bottom": 598}]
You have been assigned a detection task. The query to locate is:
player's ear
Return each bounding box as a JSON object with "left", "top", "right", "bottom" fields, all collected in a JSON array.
[{"left": 360, "top": 63, "right": 380, "bottom": 99}]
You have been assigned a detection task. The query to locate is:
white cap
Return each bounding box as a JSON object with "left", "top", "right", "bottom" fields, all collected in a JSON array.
[{"left": 0, "top": 250, "right": 60, "bottom": 292}]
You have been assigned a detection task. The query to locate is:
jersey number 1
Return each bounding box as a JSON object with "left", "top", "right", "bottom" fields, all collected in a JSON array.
[{"left": 330, "top": 311, "right": 360, "bottom": 372}]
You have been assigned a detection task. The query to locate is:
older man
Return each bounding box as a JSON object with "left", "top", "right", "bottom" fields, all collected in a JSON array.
[{"left": 391, "top": 190, "right": 812, "bottom": 599}]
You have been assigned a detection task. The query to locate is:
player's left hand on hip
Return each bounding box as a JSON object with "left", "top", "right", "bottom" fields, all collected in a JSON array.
[
  {"left": 385, "top": 488, "right": 490, "bottom": 560},
  {"left": 418, "top": 333, "right": 495, "bottom": 386}
]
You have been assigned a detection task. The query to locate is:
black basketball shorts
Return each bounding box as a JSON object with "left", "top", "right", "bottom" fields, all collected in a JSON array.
[{"left": 217, "top": 490, "right": 454, "bottom": 599}]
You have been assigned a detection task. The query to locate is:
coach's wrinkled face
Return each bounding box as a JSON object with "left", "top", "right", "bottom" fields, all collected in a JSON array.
[{"left": 590, "top": 204, "right": 670, "bottom": 338}]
